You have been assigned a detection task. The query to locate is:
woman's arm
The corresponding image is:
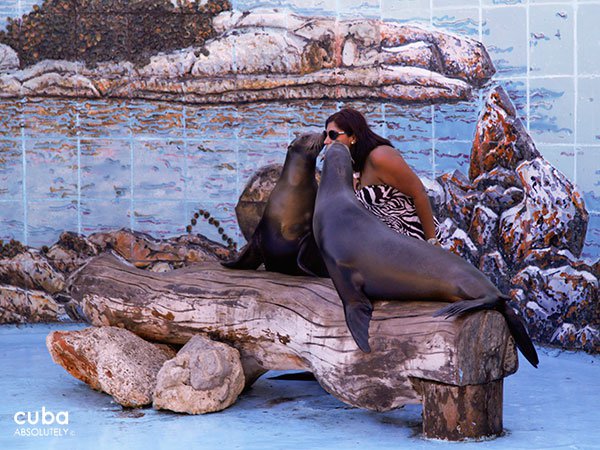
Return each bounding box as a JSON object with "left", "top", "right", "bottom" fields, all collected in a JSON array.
[{"left": 367, "top": 146, "right": 439, "bottom": 242}]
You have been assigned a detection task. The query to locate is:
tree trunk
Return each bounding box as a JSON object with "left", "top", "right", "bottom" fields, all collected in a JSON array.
[{"left": 68, "top": 252, "right": 518, "bottom": 438}]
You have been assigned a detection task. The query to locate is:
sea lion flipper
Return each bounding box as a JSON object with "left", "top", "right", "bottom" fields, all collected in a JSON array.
[
  {"left": 432, "top": 296, "right": 497, "bottom": 319},
  {"left": 501, "top": 303, "right": 539, "bottom": 368},
  {"left": 221, "top": 238, "right": 263, "bottom": 270},
  {"left": 329, "top": 265, "right": 373, "bottom": 352},
  {"left": 297, "top": 232, "right": 329, "bottom": 278}
]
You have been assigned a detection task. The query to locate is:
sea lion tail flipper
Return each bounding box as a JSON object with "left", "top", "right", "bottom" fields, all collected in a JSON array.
[
  {"left": 330, "top": 265, "right": 373, "bottom": 353},
  {"left": 500, "top": 302, "right": 539, "bottom": 368},
  {"left": 297, "top": 232, "right": 329, "bottom": 278},
  {"left": 221, "top": 239, "right": 262, "bottom": 270},
  {"left": 432, "top": 295, "right": 497, "bottom": 319}
]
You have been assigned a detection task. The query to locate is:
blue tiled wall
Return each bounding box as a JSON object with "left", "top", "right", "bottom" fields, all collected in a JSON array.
[{"left": 0, "top": 0, "right": 598, "bottom": 262}]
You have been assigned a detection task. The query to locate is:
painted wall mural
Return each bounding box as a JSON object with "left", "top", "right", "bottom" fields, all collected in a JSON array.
[{"left": 0, "top": 0, "right": 598, "bottom": 352}]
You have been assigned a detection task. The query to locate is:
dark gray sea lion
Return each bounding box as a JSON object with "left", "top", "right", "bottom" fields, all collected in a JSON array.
[
  {"left": 222, "top": 133, "right": 328, "bottom": 276},
  {"left": 312, "top": 142, "right": 538, "bottom": 367}
]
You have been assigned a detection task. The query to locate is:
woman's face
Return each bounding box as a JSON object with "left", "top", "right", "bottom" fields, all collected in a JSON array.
[{"left": 324, "top": 121, "right": 353, "bottom": 147}]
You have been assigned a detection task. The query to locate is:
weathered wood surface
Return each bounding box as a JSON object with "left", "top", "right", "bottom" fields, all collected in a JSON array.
[{"left": 68, "top": 252, "right": 518, "bottom": 413}]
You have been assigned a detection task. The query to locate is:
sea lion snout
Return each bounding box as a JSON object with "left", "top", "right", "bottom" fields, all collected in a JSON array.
[{"left": 290, "top": 132, "right": 325, "bottom": 158}]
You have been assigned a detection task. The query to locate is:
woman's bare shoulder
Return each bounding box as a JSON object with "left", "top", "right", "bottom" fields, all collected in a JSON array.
[{"left": 368, "top": 145, "right": 401, "bottom": 165}]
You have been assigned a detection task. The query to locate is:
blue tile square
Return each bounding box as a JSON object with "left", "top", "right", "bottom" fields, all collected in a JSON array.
[
  {"left": 0, "top": 138, "right": 22, "bottom": 200},
  {"left": 0, "top": 99, "right": 23, "bottom": 137},
  {"left": 238, "top": 139, "right": 288, "bottom": 197},
  {"left": 577, "top": 77, "right": 600, "bottom": 145},
  {"left": 338, "top": 0, "right": 381, "bottom": 19},
  {"left": 381, "top": 3, "right": 430, "bottom": 23},
  {"left": 186, "top": 140, "right": 238, "bottom": 202},
  {"left": 529, "top": 5, "right": 574, "bottom": 76},
  {"left": 482, "top": 0, "right": 523, "bottom": 5},
  {"left": 435, "top": 140, "right": 472, "bottom": 178},
  {"left": 185, "top": 201, "right": 240, "bottom": 246},
  {"left": 236, "top": 102, "right": 291, "bottom": 141},
  {"left": 482, "top": 6, "right": 527, "bottom": 77},
  {"left": 576, "top": 145, "right": 600, "bottom": 213},
  {"left": 185, "top": 105, "right": 240, "bottom": 140},
  {"left": 27, "top": 200, "right": 79, "bottom": 248},
  {"left": 81, "top": 199, "right": 131, "bottom": 235},
  {"left": 537, "top": 144, "right": 575, "bottom": 183},
  {"left": 434, "top": 0, "right": 479, "bottom": 6},
  {"left": 80, "top": 138, "right": 131, "bottom": 200},
  {"left": 0, "top": 200, "right": 23, "bottom": 243},
  {"left": 582, "top": 212, "right": 600, "bottom": 262},
  {"left": 398, "top": 141, "right": 434, "bottom": 178},
  {"left": 133, "top": 200, "right": 186, "bottom": 240},
  {"left": 578, "top": 4, "right": 600, "bottom": 76},
  {"left": 25, "top": 138, "right": 78, "bottom": 200},
  {"left": 77, "top": 99, "right": 131, "bottom": 138},
  {"left": 529, "top": 77, "right": 575, "bottom": 144},
  {"left": 432, "top": 8, "right": 480, "bottom": 37},
  {"left": 129, "top": 100, "right": 184, "bottom": 138},
  {"left": 495, "top": 79, "right": 528, "bottom": 124},
  {"left": 384, "top": 103, "right": 432, "bottom": 144},
  {"left": 434, "top": 99, "right": 482, "bottom": 142},
  {"left": 132, "top": 139, "right": 185, "bottom": 200},
  {"left": 288, "top": 100, "right": 340, "bottom": 138},
  {"left": 22, "top": 98, "right": 78, "bottom": 138}
]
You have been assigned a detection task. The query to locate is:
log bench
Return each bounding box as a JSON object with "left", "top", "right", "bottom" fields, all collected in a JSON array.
[{"left": 68, "top": 252, "right": 518, "bottom": 441}]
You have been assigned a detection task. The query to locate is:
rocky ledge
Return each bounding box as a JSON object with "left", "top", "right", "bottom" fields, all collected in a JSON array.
[{"left": 0, "top": 9, "right": 494, "bottom": 104}]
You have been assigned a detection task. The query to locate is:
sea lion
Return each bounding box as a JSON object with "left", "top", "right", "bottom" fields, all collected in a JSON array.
[
  {"left": 312, "top": 142, "right": 538, "bottom": 367},
  {"left": 222, "top": 132, "right": 328, "bottom": 276}
]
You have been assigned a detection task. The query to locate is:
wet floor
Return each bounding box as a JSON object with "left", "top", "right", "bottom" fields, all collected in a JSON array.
[{"left": 1, "top": 323, "right": 598, "bottom": 450}]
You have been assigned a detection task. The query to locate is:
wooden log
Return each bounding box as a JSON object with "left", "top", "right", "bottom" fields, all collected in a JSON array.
[
  {"left": 68, "top": 252, "right": 518, "bottom": 437},
  {"left": 415, "top": 379, "right": 504, "bottom": 440}
]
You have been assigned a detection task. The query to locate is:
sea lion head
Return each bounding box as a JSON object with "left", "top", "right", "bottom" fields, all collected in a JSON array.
[{"left": 288, "top": 132, "right": 326, "bottom": 160}]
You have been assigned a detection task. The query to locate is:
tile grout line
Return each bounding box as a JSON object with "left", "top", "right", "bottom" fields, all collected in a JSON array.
[
  {"left": 21, "top": 117, "right": 27, "bottom": 245},
  {"left": 573, "top": 2, "right": 578, "bottom": 186},
  {"left": 526, "top": 0, "right": 531, "bottom": 133}
]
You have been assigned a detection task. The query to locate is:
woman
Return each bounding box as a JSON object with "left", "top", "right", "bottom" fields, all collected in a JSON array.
[{"left": 324, "top": 108, "right": 441, "bottom": 245}]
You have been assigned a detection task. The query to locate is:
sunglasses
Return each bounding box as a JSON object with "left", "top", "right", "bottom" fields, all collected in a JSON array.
[{"left": 324, "top": 130, "right": 347, "bottom": 140}]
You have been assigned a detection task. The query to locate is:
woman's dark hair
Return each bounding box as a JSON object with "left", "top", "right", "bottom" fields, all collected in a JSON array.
[{"left": 325, "top": 108, "right": 393, "bottom": 172}]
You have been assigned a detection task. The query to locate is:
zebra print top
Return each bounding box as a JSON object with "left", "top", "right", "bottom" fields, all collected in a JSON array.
[{"left": 354, "top": 180, "right": 441, "bottom": 242}]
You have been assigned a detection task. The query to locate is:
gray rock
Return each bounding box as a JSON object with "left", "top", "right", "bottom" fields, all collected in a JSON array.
[
  {"left": 0, "top": 250, "right": 66, "bottom": 294},
  {"left": 0, "top": 44, "right": 19, "bottom": 73},
  {"left": 0, "top": 284, "right": 68, "bottom": 323},
  {"left": 153, "top": 334, "right": 245, "bottom": 414},
  {"left": 499, "top": 158, "right": 589, "bottom": 267},
  {"left": 47, "top": 326, "right": 177, "bottom": 407}
]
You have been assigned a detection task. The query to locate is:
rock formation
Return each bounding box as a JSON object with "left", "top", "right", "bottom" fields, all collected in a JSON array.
[{"left": 0, "top": 9, "right": 494, "bottom": 104}]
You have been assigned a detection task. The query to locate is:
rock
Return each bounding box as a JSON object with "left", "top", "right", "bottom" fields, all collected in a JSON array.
[
  {"left": 469, "top": 85, "right": 540, "bottom": 181},
  {"left": 522, "top": 248, "right": 596, "bottom": 273},
  {"left": 499, "top": 158, "right": 588, "bottom": 267},
  {"left": 469, "top": 205, "right": 498, "bottom": 253},
  {"left": 438, "top": 218, "right": 480, "bottom": 266},
  {"left": 479, "top": 252, "right": 511, "bottom": 293},
  {"left": 45, "top": 232, "right": 99, "bottom": 273},
  {"left": 437, "top": 170, "right": 478, "bottom": 229},
  {"left": 0, "top": 44, "right": 19, "bottom": 73},
  {"left": 422, "top": 177, "right": 446, "bottom": 218},
  {"left": 88, "top": 228, "right": 233, "bottom": 268},
  {"left": 551, "top": 324, "right": 600, "bottom": 353},
  {"left": 472, "top": 167, "right": 522, "bottom": 191},
  {"left": 235, "top": 163, "right": 283, "bottom": 241},
  {"left": 46, "top": 326, "right": 177, "bottom": 408},
  {"left": 153, "top": 335, "right": 245, "bottom": 414},
  {"left": 0, "top": 10, "right": 495, "bottom": 104},
  {"left": 510, "top": 266, "right": 599, "bottom": 343},
  {"left": 0, "top": 284, "right": 68, "bottom": 323},
  {"left": 479, "top": 185, "right": 524, "bottom": 214},
  {"left": 0, "top": 250, "right": 66, "bottom": 294}
]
